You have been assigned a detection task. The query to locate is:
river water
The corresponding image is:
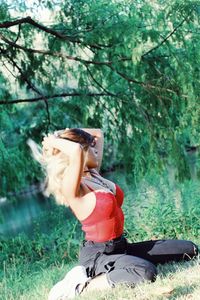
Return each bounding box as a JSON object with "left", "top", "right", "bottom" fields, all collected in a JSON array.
[{"left": 0, "top": 193, "right": 52, "bottom": 238}]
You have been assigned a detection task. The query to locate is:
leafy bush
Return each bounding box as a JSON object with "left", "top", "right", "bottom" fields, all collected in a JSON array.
[{"left": 124, "top": 171, "right": 200, "bottom": 243}]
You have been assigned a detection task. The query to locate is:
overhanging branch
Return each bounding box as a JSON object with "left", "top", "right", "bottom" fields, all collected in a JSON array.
[
  {"left": 0, "top": 33, "right": 131, "bottom": 67},
  {"left": 0, "top": 17, "right": 73, "bottom": 40},
  {"left": 5, "top": 53, "right": 51, "bottom": 130},
  {"left": 142, "top": 11, "right": 193, "bottom": 58},
  {"left": 0, "top": 16, "right": 109, "bottom": 49},
  {"left": 85, "top": 65, "right": 116, "bottom": 96},
  {"left": 0, "top": 92, "right": 117, "bottom": 105}
]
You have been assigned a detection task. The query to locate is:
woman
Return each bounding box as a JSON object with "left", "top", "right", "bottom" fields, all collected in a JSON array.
[{"left": 29, "top": 128, "right": 198, "bottom": 299}]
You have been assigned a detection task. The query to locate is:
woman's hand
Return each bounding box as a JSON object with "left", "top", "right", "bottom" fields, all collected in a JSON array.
[
  {"left": 42, "top": 134, "right": 58, "bottom": 156},
  {"left": 42, "top": 134, "right": 57, "bottom": 149},
  {"left": 42, "top": 134, "right": 83, "bottom": 157}
]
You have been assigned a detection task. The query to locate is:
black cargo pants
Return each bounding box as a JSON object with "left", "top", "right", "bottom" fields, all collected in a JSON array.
[{"left": 78, "top": 236, "right": 198, "bottom": 287}]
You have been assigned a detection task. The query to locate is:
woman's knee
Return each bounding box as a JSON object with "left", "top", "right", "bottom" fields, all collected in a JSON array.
[
  {"left": 176, "top": 240, "right": 199, "bottom": 260},
  {"left": 142, "top": 260, "right": 157, "bottom": 282},
  {"left": 185, "top": 241, "right": 199, "bottom": 259},
  {"left": 107, "top": 255, "right": 157, "bottom": 286}
]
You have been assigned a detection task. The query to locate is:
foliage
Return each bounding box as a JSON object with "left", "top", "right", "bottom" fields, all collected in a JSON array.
[
  {"left": 124, "top": 171, "right": 200, "bottom": 242},
  {"left": 0, "top": 0, "right": 200, "bottom": 195}
]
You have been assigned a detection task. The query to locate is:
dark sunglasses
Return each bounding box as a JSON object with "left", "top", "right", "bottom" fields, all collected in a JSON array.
[{"left": 90, "top": 138, "right": 96, "bottom": 147}]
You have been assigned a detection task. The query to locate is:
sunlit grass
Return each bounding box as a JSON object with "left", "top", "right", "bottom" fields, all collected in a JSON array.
[{"left": 1, "top": 257, "right": 200, "bottom": 300}]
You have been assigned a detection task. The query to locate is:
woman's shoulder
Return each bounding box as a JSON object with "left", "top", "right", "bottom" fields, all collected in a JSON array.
[{"left": 69, "top": 191, "right": 97, "bottom": 221}]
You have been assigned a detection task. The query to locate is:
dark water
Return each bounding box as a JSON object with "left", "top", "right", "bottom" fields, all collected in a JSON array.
[{"left": 0, "top": 193, "right": 52, "bottom": 238}]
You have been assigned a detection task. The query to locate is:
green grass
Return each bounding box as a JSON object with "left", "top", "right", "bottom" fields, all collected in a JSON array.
[
  {"left": 80, "top": 259, "right": 200, "bottom": 300},
  {"left": 1, "top": 257, "right": 200, "bottom": 299},
  {"left": 1, "top": 171, "right": 200, "bottom": 299},
  {"left": 1, "top": 259, "right": 74, "bottom": 300}
]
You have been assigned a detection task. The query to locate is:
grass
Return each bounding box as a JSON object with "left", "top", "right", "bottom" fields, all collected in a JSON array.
[
  {"left": 81, "top": 259, "right": 200, "bottom": 300},
  {"left": 1, "top": 170, "right": 200, "bottom": 299},
  {"left": 1, "top": 257, "right": 200, "bottom": 299}
]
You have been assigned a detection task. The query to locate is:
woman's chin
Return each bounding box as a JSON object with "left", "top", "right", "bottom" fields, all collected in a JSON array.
[{"left": 87, "top": 162, "right": 98, "bottom": 169}]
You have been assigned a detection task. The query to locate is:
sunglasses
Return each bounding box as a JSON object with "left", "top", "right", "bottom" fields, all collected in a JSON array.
[{"left": 90, "top": 138, "right": 96, "bottom": 148}]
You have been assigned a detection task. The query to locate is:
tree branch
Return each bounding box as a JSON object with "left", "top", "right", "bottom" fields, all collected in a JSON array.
[
  {"left": 0, "top": 16, "right": 109, "bottom": 49},
  {"left": 5, "top": 53, "right": 51, "bottom": 130},
  {"left": 0, "top": 33, "right": 132, "bottom": 67},
  {"left": 0, "top": 21, "right": 190, "bottom": 98},
  {"left": 142, "top": 12, "right": 192, "bottom": 58},
  {"left": 85, "top": 65, "right": 117, "bottom": 96},
  {"left": 1, "top": 38, "right": 186, "bottom": 97},
  {"left": 0, "top": 92, "right": 116, "bottom": 105},
  {"left": 108, "top": 65, "right": 144, "bottom": 85},
  {"left": 0, "top": 17, "right": 72, "bottom": 39},
  {"left": 107, "top": 64, "right": 188, "bottom": 96}
]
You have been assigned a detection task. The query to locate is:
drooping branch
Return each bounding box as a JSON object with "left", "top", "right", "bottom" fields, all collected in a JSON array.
[
  {"left": 5, "top": 53, "right": 51, "bottom": 130},
  {"left": 0, "top": 33, "right": 131, "bottom": 66},
  {"left": 0, "top": 17, "right": 73, "bottom": 39},
  {"left": 142, "top": 11, "right": 193, "bottom": 58},
  {"left": 108, "top": 65, "right": 144, "bottom": 85},
  {"left": 107, "top": 64, "right": 189, "bottom": 96},
  {"left": 15, "top": 24, "right": 21, "bottom": 42},
  {"left": 0, "top": 16, "right": 109, "bottom": 49},
  {"left": 85, "top": 65, "right": 117, "bottom": 97},
  {"left": 0, "top": 13, "right": 191, "bottom": 101},
  {"left": 0, "top": 91, "right": 117, "bottom": 105},
  {"left": 0, "top": 38, "right": 186, "bottom": 97}
]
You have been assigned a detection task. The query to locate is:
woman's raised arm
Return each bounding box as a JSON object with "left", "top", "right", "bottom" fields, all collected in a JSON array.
[{"left": 42, "top": 135, "right": 85, "bottom": 206}]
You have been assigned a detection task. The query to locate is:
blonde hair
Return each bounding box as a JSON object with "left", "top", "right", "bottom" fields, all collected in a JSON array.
[{"left": 28, "top": 129, "right": 94, "bottom": 206}]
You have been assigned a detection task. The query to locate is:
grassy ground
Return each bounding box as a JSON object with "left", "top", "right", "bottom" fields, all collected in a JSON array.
[
  {"left": 1, "top": 171, "right": 200, "bottom": 299},
  {"left": 1, "top": 257, "right": 200, "bottom": 299}
]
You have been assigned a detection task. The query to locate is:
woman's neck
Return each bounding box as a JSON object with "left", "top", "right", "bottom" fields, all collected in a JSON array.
[{"left": 82, "top": 168, "right": 91, "bottom": 178}]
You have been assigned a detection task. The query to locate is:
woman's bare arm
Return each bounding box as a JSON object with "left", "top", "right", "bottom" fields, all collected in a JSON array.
[
  {"left": 60, "top": 145, "right": 84, "bottom": 203},
  {"left": 42, "top": 135, "right": 84, "bottom": 205}
]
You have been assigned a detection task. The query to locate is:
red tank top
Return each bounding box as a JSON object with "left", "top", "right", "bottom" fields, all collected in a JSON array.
[{"left": 81, "top": 184, "right": 124, "bottom": 242}]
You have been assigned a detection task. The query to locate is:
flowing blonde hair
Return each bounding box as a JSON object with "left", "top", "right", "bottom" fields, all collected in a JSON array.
[{"left": 28, "top": 128, "right": 94, "bottom": 206}]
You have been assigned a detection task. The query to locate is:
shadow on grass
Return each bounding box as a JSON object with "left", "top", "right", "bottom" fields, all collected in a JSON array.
[
  {"left": 168, "top": 283, "right": 197, "bottom": 300},
  {"left": 157, "top": 258, "right": 199, "bottom": 279}
]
